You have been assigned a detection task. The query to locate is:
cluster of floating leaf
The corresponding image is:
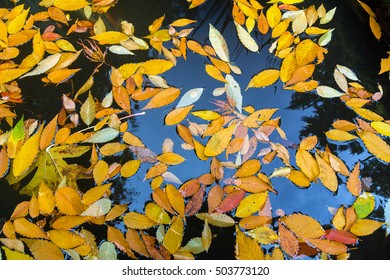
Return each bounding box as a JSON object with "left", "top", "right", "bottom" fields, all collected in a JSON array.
[{"left": 0, "top": 0, "right": 389, "bottom": 260}]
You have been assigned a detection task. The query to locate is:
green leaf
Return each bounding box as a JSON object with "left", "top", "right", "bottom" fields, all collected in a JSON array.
[
  {"left": 98, "top": 241, "right": 117, "bottom": 260},
  {"left": 84, "top": 128, "right": 119, "bottom": 143},
  {"left": 318, "top": 29, "right": 334, "bottom": 46},
  {"left": 320, "top": 7, "right": 337, "bottom": 24},
  {"left": 9, "top": 116, "right": 25, "bottom": 144},
  {"left": 196, "top": 213, "right": 235, "bottom": 227},
  {"left": 353, "top": 192, "right": 375, "bottom": 219}
]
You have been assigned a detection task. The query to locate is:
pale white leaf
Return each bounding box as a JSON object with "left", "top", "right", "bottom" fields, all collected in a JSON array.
[
  {"left": 21, "top": 53, "right": 61, "bottom": 78},
  {"left": 209, "top": 24, "right": 230, "bottom": 62},
  {"left": 212, "top": 87, "right": 226, "bottom": 97},
  {"left": 109, "top": 45, "right": 134, "bottom": 55},
  {"left": 292, "top": 12, "right": 308, "bottom": 34},
  {"left": 102, "top": 91, "right": 113, "bottom": 108},
  {"left": 80, "top": 93, "right": 96, "bottom": 126},
  {"left": 282, "top": 10, "right": 304, "bottom": 20},
  {"left": 176, "top": 88, "right": 204, "bottom": 108},
  {"left": 81, "top": 198, "right": 112, "bottom": 217},
  {"left": 333, "top": 68, "right": 348, "bottom": 93},
  {"left": 385, "top": 198, "right": 390, "bottom": 237},
  {"left": 234, "top": 22, "right": 258, "bottom": 52},
  {"left": 148, "top": 75, "right": 169, "bottom": 88},
  {"left": 336, "top": 64, "right": 360, "bottom": 81},
  {"left": 225, "top": 74, "right": 242, "bottom": 113},
  {"left": 162, "top": 171, "right": 182, "bottom": 184},
  {"left": 316, "top": 85, "right": 345, "bottom": 98}
]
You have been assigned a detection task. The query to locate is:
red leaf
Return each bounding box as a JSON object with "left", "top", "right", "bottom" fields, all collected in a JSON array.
[
  {"left": 216, "top": 190, "right": 246, "bottom": 213},
  {"left": 325, "top": 229, "right": 358, "bottom": 245}
]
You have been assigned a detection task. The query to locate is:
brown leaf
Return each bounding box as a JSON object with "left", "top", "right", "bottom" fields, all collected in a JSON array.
[
  {"left": 185, "top": 185, "right": 206, "bottom": 216},
  {"left": 346, "top": 162, "right": 362, "bottom": 196},
  {"left": 279, "top": 224, "right": 299, "bottom": 257}
]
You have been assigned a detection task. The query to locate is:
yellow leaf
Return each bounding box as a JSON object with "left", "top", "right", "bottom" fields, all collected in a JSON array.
[
  {"left": 117, "top": 63, "right": 142, "bottom": 79},
  {"left": 326, "top": 129, "right": 358, "bottom": 142},
  {"left": 266, "top": 4, "right": 281, "bottom": 28},
  {"left": 349, "top": 219, "right": 383, "bottom": 236},
  {"left": 204, "top": 124, "right": 236, "bottom": 157},
  {"left": 48, "top": 229, "right": 85, "bottom": 249},
  {"left": 295, "top": 149, "right": 319, "bottom": 181},
  {"left": 51, "top": 216, "right": 91, "bottom": 230},
  {"left": 369, "top": 16, "right": 381, "bottom": 40},
  {"left": 55, "top": 187, "right": 84, "bottom": 215},
  {"left": 191, "top": 110, "right": 221, "bottom": 121},
  {"left": 123, "top": 131, "right": 145, "bottom": 147},
  {"left": 38, "top": 182, "right": 55, "bottom": 215},
  {"left": 247, "top": 69, "right": 279, "bottom": 89},
  {"left": 145, "top": 202, "right": 171, "bottom": 224},
  {"left": 165, "top": 105, "right": 194, "bottom": 126},
  {"left": 354, "top": 108, "right": 384, "bottom": 121},
  {"left": 287, "top": 169, "right": 311, "bottom": 188},
  {"left": 120, "top": 160, "right": 141, "bottom": 178},
  {"left": 196, "top": 213, "right": 235, "bottom": 227},
  {"left": 371, "top": 121, "right": 390, "bottom": 137},
  {"left": 272, "top": 20, "right": 290, "bottom": 38},
  {"left": 193, "top": 139, "right": 208, "bottom": 160},
  {"left": 187, "top": 40, "right": 208, "bottom": 56},
  {"left": 48, "top": 6, "right": 68, "bottom": 25},
  {"left": 12, "top": 126, "right": 41, "bottom": 177},
  {"left": 283, "top": 213, "right": 325, "bottom": 239},
  {"left": 235, "top": 176, "right": 273, "bottom": 193},
  {"left": 2, "top": 246, "right": 33, "bottom": 260},
  {"left": 7, "top": 8, "right": 29, "bottom": 35},
  {"left": 99, "top": 143, "right": 127, "bottom": 156},
  {"left": 247, "top": 225, "right": 279, "bottom": 245},
  {"left": 238, "top": 215, "right": 271, "bottom": 230},
  {"left": 29, "top": 240, "right": 64, "bottom": 260},
  {"left": 306, "top": 238, "right": 347, "bottom": 255},
  {"left": 149, "top": 15, "right": 165, "bottom": 34},
  {"left": 332, "top": 119, "right": 357, "bottom": 131},
  {"left": 139, "top": 59, "right": 174, "bottom": 75},
  {"left": 170, "top": 18, "right": 197, "bottom": 27},
  {"left": 0, "top": 68, "right": 30, "bottom": 84},
  {"left": 47, "top": 68, "right": 81, "bottom": 84},
  {"left": 345, "top": 98, "right": 370, "bottom": 108},
  {"left": 157, "top": 152, "right": 185, "bottom": 165},
  {"left": 357, "top": 131, "right": 390, "bottom": 163},
  {"left": 163, "top": 217, "right": 184, "bottom": 254},
  {"left": 305, "top": 27, "right": 329, "bottom": 35},
  {"left": 234, "top": 159, "right": 261, "bottom": 178},
  {"left": 123, "top": 212, "right": 157, "bottom": 229},
  {"left": 53, "top": 0, "right": 89, "bottom": 11},
  {"left": 145, "top": 163, "right": 168, "bottom": 179},
  {"left": 13, "top": 218, "right": 47, "bottom": 239},
  {"left": 205, "top": 64, "right": 227, "bottom": 83},
  {"left": 91, "top": 31, "right": 128, "bottom": 45},
  {"left": 82, "top": 184, "right": 111, "bottom": 205},
  {"left": 332, "top": 206, "right": 346, "bottom": 230},
  {"left": 105, "top": 204, "right": 128, "bottom": 221},
  {"left": 142, "top": 87, "right": 180, "bottom": 110},
  {"left": 299, "top": 135, "right": 318, "bottom": 150},
  {"left": 280, "top": 52, "right": 296, "bottom": 83},
  {"left": 236, "top": 191, "right": 268, "bottom": 218},
  {"left": 346, "top": 162, "right": 362, "bottom": 196},
  {"left": 295, "top": 39, "right": 319, "bottom": 67},
  {"left": 10, "top": 201, "right": 29, "bottom": 220},
  {"left": 166, "top": 184, "right": 185, "bottom": 219},
  {"left": 235, "top": 228, "right": 264, "bottom": 260},
  {"left": 93, "top": 160, "right": 108, "bottom": 185},
  {"left": 379, "top": 52, "right": 390, "bottom": 74},
  {"left": 315, "top": 153, "right": 338, "bottom": 192}
]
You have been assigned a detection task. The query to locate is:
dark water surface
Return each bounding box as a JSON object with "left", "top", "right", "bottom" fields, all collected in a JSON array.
[{"left": 1, "top": 0, "right": 389, "bottom": 259}]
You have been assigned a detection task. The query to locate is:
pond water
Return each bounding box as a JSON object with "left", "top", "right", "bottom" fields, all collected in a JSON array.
[{"left": 0, "top": 0, "right": 389, "bottom": 259}]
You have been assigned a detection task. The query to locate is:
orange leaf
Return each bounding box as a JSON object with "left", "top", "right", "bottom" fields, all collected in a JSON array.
[
  {"left": 38, "top": 182, "right": 55, "bottom": 215},
  {"left": 51, "top": 216, "right": 91, "bottom": 230},
  {"left": 105, "top": 204, "right": 128, "bottom": 221},
  {"left": 279, "top": 224, "right": 299, "bottom": 257},
  {"left": 13, "top": 218, "right": 47, "bottom": 239},
  {"left": 40, "top": 114, "right": 58, "bottom": 150},
  {"left": 142, "top": 87, "right": 180, "bottom": 110},
  {"left": 205, "top": 64, "right": 227, "bottom": 83},
  {"left": 107, "top": 226, "right": 135, "bottom": 258},
  {"left": 82, "top": 183, "right": 111, "bottom": 205},
  {"left": 164, "top": 105, "right": 194, "bottom": 126},
  {"left": 29, "top": 240, "right": 64, "bottom": 260},
  {"left": 126, "top": 229, "right": 150, "bottom": 257},
  {"left": 123, "top": 212, "right": 157, "bottom": 229},
  {"left": 152, "top": 188, "right": 175, "bottom": 214},
  {"left": 55, "top": 186, "right": 84, "bottom": 215},
  {"left": 283, "top": 213, "right": 325, "bottom": 239},
  {"left": 346, "top": 162, "right": 362, "bottom": 196},
  {"left": 10, "top": 201, "right": 29, "bottom": 220},
  {"left": 306, "top": 238, "right": 347, "bottom": 255},
  {"left": 207, "top": 185, "right": 224, "bottom": 213},
  {"left": 234, "top": 159, "right": 261, "bottom": 178},
  {"left": 48, "top": 229, "right": 85, "bottom": 249}
]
